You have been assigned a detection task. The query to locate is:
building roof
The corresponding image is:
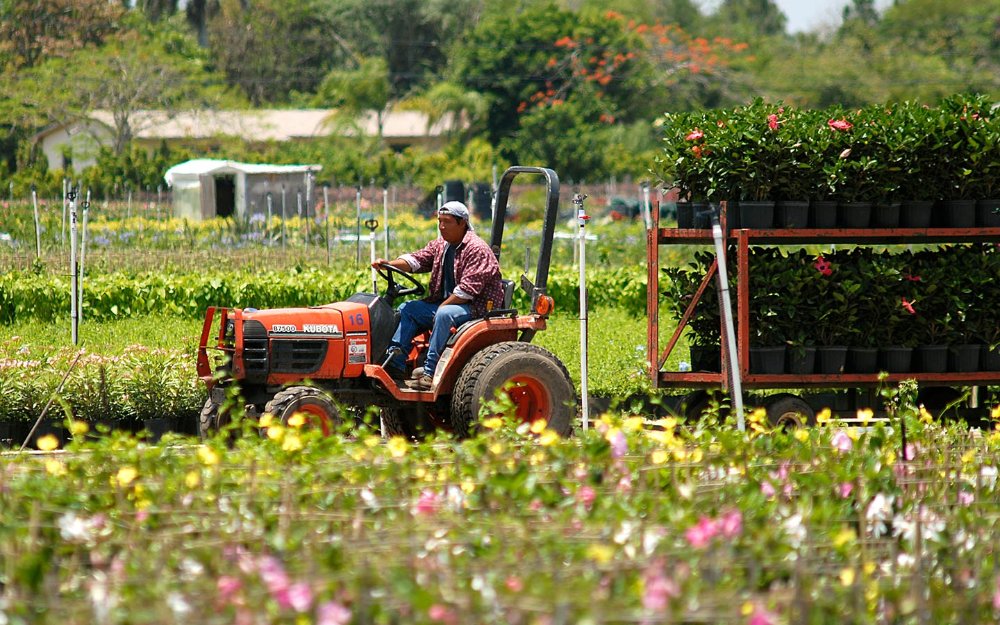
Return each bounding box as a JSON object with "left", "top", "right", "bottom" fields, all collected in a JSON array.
[{"left": 164, "top": 159, "right": 321, "bottom": 187}]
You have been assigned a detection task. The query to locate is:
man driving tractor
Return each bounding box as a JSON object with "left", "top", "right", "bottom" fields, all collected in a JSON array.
[{"left": 373, "top": 201, "right": 504, "bottom": 391}]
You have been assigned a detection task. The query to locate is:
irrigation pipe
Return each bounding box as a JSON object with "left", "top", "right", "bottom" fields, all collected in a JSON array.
[
  {"left": 711, "top": 208, "right": 744, "bottom": 431},
  {"left": 68, "top": 188, "right": 79, "bottom": 345},
  {"left": 19, "top": 351, "right": 84, "bottom": 451},
  {"left": 575, "top": 193, "right": 590, "bottom": 431}
]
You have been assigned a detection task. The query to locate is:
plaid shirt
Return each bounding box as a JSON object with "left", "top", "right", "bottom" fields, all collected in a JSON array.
[{"left": 400, "top": 229, "right": 504, "bottom": 317}]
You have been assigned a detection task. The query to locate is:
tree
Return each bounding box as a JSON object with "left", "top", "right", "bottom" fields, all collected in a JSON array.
[
  {"left": 0, "top": 0, "right": 124, "bottom": 70},
  {"left": 400, "top": 82, "right": 490, "bottom": 141},
  {"left": 707, "top": 0, "right": 787, "bottom": 38},
  {"left": 316, "top": 56, "right": 392, "bottom": 143}
]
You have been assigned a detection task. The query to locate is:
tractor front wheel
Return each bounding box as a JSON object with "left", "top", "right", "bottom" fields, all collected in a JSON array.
[
  {"left": 450, "top": 342, "right": 576, "bottom": 438},
  {"left": 264, "top": 387, "right": 341, "bottom": 436},
  {"left": 199, "top": 398, "right": 228, "bottom": 440}
]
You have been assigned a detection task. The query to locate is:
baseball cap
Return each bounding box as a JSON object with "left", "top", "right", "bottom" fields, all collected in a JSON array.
[{"left": 439, "top": 201, "right": 473, "bottom": 230}]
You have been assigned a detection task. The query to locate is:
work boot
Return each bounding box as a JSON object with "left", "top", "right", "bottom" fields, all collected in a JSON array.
[{"left": 405, "top": 371, "right": 432, "bottom": 391}]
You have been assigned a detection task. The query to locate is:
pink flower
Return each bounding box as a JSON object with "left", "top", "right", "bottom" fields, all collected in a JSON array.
[
  {"left": 609, "top": 430, "right": 628, "bottom": 458},
  {"left": 719, "top": 509, "right": 742, "bottom": 538},
  {"left": 505, "top": 576, "right": 524, "bottom": 592},
  {"left": 414, "top": 489, "right": 440, "bottom": 516},
  {"left": 217, "top": 576, "right": 242, "bottom": 603},
  {"left": 831, "top": 430, "right": 853, "bottom": 453},
  {"left": 838, "top": 482, "right": 853, "bottom": 498},
  {"left": 813, "top": 256, "right": 832, "bottom": 276},
  {"left": 902, "top": 297, "right": 916, "bottom": 315},
  {"left": 642, "top": 567, "right": 679, "bottom": 611},
  {"left": 691, "top": 145, "right": 703, "bottom": 158},
  {"left": 428, "top": 604, "right": 457, "bottom": 624},
  {"left": 685, "top": 129, "right": 704, "bottom": 141},
  {"left": 282, "top": 582, "right": 313, "bottom": 613},
  {"left": 258, "top": 555, "right": 290, "bottom": 597},
  {"left": 684, "top": 515, "right": 720, "bottom": 549},
  {"left": 317, "top": 601, "right": 352, "bottom": 625},
  {"left": 760, "top": 481, "right": 776, "bottom": 498},
  {"left": 577, "top": 485, "right": 597, "bottom": 508},
  {"left": 958, "top": 491, "right": 974, "bottom": 506},
  {"left": 828, "top": 118, "right": 853, "bottom": 131},
  {"left": 767, "top": 113, "right": 779, "bottom": 131},
  {"left": 748, "top": 603, "right": 778, "bottom": 625},
  {"left": 904, "top": 273, "right": 922, "bottom": 282},
  {"left": 993, "top": 578, "right": 1000, "bottom": 610}
]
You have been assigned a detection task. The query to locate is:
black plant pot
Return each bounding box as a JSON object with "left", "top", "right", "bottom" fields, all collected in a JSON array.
[
  {"left": 692, "top": 201, "right": 712, "bottom": 229},
  {"left": 787, "top": 346, "right": 816, "bottom": 374},
  {"left": 143, "top": 417, "right": 177, "bottom": 443},
  {"left": 677, "top": 203, "right": 694, "bottom": 228},
  {"left": 750, "top": 346, "right": 786, "bottom": 374},
  {"left": 879, "top": 346, "right": 913, "bottom": 373},
  {"left": 776, "top": 200, "right": 809, "bottom": 229},
  {"left": 739, "top": 200, "right": 775, "bottom": 229},
  {"left": 915, "top": 345, "right": 948, "bottom": 373},
  {"left": 847, "top": 347, "right": 879, "bottom": 373},
  {"left": 838, "top": 201, "right": 871, "bottom": 228},
  {"left": 948, "top": 344, "right": 980, "bottom": 372},
  {"left": 871, "top": 202, "right": 900, "bottom": 228},
  {"left": 722, "top": 201, "right": 741, "bottom": 230},
  {"left": 689, "top": 345, "right": 721, "bottom": 372},
  {"left": 810, "top": 200, "right": 838, "bottom": 228},
  {"left": 900, "top": 199, "right": 934, "bottom": 228},
  {"left": 983, "top": 345, "right": 1000, "bottom": 371},
  {"left": 941, "top": 199, "right": 976, "bottom": 228},
  {"left": 816, "top": 346, "right": 848, "bottom": 374},
  {"left": 977, "top": 199, "right": 1000, "bottom": 227}
]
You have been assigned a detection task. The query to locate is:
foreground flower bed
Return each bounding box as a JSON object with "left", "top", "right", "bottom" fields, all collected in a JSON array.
[{"left": 3, "top": 388, "right": 1000, "bottom": 624}]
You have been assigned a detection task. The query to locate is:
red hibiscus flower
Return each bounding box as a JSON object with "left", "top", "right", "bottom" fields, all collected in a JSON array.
[
  {"left": 691, "top": 145, "right": 703, "bottom": 158},
  {"left": 828, "top": 118, "right": 853, "bottom": 132},
  {"left": 767, "top": 113, "right": 779, "bottom": 131},
  {"left": 813, "top": 256, "right": 832, "bottom": 276},
  {"left": 902, "top": 297, "right": 917, "bottom": 315},
  {"left": 685, "top": 129, "right": 704, "bottom": 141}
]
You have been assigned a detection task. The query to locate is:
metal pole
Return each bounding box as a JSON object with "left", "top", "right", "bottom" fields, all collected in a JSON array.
[
  {"left": 61, "top": 178, "right": 67, "bottom": 249},
  {"left": 126, "top": 187, "right": 132, "bottom": 220},
  {"left": 575, "top": 193, "right": 590, "bottom": 431},
  {"left": 641, "top": 182, "right": 652, "bottom": 230},
  {"left": 79, "top": 190, "right": 90, "bottom": 323},
  {"left": 31, "top": 184, "right": 41, "bottom": 258},
  {"left": 382, "top": 186, "right": 389, "bottom": 259},
  {"left": 711, "top": 208, "right": 744, "bottom": 431},
  {"left": 68, "top": 189, "right": 79, "bottom": 345},
  {"left": 355, "top": 185, "right": 362, "bottom": 264},
  {"left": 324, "top": 186, "right": 331, "bottom": 266},
  {"left": 297, "top": 190, "right": 306, "bottom": 248},
  {"left": 280, "top": 185, "right": 287, "bottom": 249},
  {"left": 366, "top": 218, "right": 379, "bottom": 293}
]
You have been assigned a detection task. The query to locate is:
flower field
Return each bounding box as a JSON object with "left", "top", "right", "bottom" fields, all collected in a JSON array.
[{"left": 3, "top": 388, "right": 1000, "bottom": 624}]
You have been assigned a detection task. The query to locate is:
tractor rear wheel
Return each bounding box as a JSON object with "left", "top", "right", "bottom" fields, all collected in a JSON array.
[
  {"left": 450, "top": 341, "right": 576, "bottom": 438},
  {"left": 264, "top": 387, "right": 341, "bottom": 436}
]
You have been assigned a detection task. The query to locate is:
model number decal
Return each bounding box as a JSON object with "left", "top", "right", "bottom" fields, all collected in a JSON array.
[
  {"left": 271, "top": 324, "right": 297, "bottom": 333},
  {"left": 303, "top": 323, "right": 341, "bottom": 334}
]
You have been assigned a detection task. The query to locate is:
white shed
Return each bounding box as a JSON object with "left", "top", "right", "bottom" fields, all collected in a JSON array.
[{"left": 163, "top": 159, "right": 322, "bottom": 221}]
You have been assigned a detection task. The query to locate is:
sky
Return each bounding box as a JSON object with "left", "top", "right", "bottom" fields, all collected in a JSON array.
[{"left": 700, "top": 0, "right": 896, "bottom": 34}]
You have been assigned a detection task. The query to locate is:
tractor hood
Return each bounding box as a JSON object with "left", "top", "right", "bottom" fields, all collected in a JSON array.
[{"left": 243, "top": 302, "right": 369, "bottom": 338}]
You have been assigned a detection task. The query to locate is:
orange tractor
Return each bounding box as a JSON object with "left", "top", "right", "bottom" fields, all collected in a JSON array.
[{"left": 196, "top": 166, "right": 576, "bottom": 439}]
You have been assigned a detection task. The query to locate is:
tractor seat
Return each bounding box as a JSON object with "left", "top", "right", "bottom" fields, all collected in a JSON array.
[{"left": 501, "top": 279, "right": 514, "bottom": 309}]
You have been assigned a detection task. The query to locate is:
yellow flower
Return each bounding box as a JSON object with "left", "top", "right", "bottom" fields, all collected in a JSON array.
[
  {"left": 115, "top": 466, "right": 138, "bottom": 488},
  {"left": 197, "top": 446, "right": 220, "bottom": 466},
  {"left": 482, "top": 417, "right": 503, "bottom": 430},
  {"left": 740, "top": 602, "right": 754, "bottom": 616},
  {"left": 961, "top": 449, "right": 976, "bottom": 464},
  {"left": 839, "top": 568, "right": 856, "bottom": 586},
  {"left": 673, "top": 448, "right": 688, "bottom": 461},
  {"left": 884, "top": 450, "right": 896, "bottom": 465},
  {"left": 688, "top": 448, "right": 703, "bottom": 463},
  {"left": 185, "top": 471, "right": 201, "bottom": 488},
  {"left": 816, "top": 408, "right": 832, "bottom": 425},
  {"left": 287, "top": 412, "right": 307, "bottom": 428},
  {"left": 259, "top": 413, "right": 275, "bottom": 428},
  {"left": 651, "top": 450, "right": 669, "bottom": 465},
  {"left": 364, "top": 436, "right": 381, "bottom": 448},
  {"left": 282, "top": 433, "right": 303, "bottom": 452},
  {"left": 530, "top": 419, "right": 548, "bottom": 435},
  {"left": 623, "top": 416, "right": 645, "bottom": 432},
  {"left": 266, "top": 425, "right": 285, "bottom": 441},
  {"left": 992, "top": 404, "right": 1000, "bottom": 421},
  {"left": 387, "top": 436, "right": 408, "bottom": 458},
  {"left": 538, "top": 430, "right": 560, "bottom": 446},
  {"left": 856, "top": 408, "right": 873, "bottom": 424},
  {"left": 69, "top": 420, "right": 89, "bottom": 437},
  {"left": 44, "top": 459, "right": 66, "bottom": 476},
  {"left": 833, "top": 528, "right": 856, "bottom": 548},
  {"left": 919, "top": 405, "right": 933, "bottom": 424},
  {"left": 36, "top": 434, "right": 59, "bottom": 452},
  {"left": 529, "top": 451, "right": 546, "bottom": 466},
  {"left": 586, "top": 544, "right": 614, "bottom": 565},
  {"left": 488, "top": 442, "right": 504, "bottom": 455},
  {"left": 460, "top": 480, "right": 476, "bottom": 494},
  {"left": 863, "top": 561, "right": 876, "bottom": 576},
  {"left": 794, "top": 428, "right": 810, "bottom": 442}
]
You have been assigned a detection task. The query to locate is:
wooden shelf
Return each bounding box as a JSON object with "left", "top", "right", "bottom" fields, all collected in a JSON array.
[{"left": 657, "top": 227, "right": 1000, "bottom": 245}]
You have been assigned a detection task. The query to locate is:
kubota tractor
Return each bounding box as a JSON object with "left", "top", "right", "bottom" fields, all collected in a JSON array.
[{"left": 196, "top": 166, "right": 577, "bottom": 439}]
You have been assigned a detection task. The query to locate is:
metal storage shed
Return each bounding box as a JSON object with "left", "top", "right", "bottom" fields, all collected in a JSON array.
[{"left": 164, "top": 159, "right": 322, "bottom": 221}]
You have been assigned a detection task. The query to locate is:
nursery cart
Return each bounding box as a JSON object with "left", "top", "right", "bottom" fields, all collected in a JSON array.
[{"left": 646, "top": 201, "right": 1000, "bottom": 425}]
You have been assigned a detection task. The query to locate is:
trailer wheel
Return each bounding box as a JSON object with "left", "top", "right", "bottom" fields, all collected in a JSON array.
[
  {"left": 765, "top": 394, "right": 815, "bottom": 428},
  {"left": 450, "top": 342, "right": 576, "bottom": 438},
  {"left": 264, "top": 387, "right": 341, "bottom": 436}
]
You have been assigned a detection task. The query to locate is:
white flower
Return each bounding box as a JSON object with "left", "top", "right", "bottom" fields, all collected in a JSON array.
[
  {"left": 981, "top": 466, "right": 997, "bottom": 490},
  {"left": 782, "top": 513, "right": 805, "bottom": 549},
  {"left": 166, "top": 592, "right": 191, "bottom": 617}
]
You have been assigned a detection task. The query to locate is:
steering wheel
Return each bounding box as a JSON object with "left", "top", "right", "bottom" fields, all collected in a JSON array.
[{"left": 375, "top": 262, "right": 425, "bottom": 303}]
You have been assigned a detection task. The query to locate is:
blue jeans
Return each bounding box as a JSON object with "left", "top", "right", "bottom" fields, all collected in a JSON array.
[{"left": 389, "top": 300, "right": 472, "bottom": 376}]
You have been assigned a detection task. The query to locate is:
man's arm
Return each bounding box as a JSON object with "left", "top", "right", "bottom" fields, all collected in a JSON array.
[{"left": 372, "top": 257, "right": 410, "bottom": 271}]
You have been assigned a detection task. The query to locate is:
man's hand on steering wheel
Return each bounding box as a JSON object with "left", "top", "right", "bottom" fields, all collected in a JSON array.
[{"left": 373, "top": 260, "right": 425, "bottom": 303}]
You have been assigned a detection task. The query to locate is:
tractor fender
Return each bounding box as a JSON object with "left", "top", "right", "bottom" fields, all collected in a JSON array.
[{"left": 432, "top": 314, "right": 546, "bottom": 396}]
